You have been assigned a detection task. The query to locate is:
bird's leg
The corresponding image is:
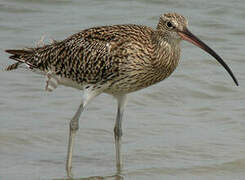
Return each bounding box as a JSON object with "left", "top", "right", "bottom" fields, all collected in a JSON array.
[
  {"left": 66, "top": 88, "right": 101, "bottom": 178},
  {"left": 66, "top": 102, "right": 84, "bottom": 178},
  {"left": 114, "top": 95, "right": 127, "bottom": 174}
]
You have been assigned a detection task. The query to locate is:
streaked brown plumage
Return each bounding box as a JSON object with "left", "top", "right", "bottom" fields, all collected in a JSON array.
[
  {"left": 5, "top": 13, "right": 238, "bottom": 177},
  {"left": 6, "top": 23, "right": 182, "bottom": 94}
]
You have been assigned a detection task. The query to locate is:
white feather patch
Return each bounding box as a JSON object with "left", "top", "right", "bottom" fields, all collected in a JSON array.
[{"left": 45, "top": 72, "right": 59, "bottom": 92}]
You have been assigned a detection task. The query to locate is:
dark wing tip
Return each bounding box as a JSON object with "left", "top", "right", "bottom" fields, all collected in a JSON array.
[
  {"left": 5, "top": 48, "right": 37, "bottom": 69},
  {"left": 5, "top": 49, "right": 32, "bottom": 55},
  {"left": 5, "top": 49, "right": 14, "bottom": 54}
]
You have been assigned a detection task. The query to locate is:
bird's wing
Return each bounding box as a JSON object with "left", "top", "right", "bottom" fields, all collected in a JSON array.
[
  {"left": 40, "top": 25, "right": 133, "bottom": 84},
  {"left": 5, "top": 24, "right": 149, "bottom": 85}
]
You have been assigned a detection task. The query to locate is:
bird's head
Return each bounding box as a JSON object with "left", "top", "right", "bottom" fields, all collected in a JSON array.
[
  {"left": 157, "top": 13, "right": 188, "bottom": 41},
  {"left": 157, "top": 12, "right": 238, "bottom": 86}
]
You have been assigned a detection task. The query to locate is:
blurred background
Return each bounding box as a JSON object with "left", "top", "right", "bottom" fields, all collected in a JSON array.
[{"left": 0, "top": 0, "right": 245, "bottom": 180}]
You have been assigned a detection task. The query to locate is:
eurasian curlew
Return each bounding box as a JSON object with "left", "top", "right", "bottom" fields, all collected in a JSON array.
[{"left": 5, "top": 12, "right": 238, "bottom": 177}]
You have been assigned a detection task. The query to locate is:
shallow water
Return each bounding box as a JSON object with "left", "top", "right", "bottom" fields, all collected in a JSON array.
[{"left": 0, "top": 0, "right": 245, "bottom": 180}]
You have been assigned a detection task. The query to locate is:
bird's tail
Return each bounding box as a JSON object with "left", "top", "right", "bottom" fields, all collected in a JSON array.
[
  {"left": 5, "top": 62, "right": 21, "bottom": 71},
  {"left": 5, "top": 49, "right": 36, "bottom": 71}
]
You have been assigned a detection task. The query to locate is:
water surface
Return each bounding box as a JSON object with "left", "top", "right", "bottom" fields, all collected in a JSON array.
[{"left": 0, "top": 0, "right": 245, "bottom": 180}]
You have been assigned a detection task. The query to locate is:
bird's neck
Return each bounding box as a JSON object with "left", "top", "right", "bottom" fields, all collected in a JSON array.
[{"left": 151, "top": 30, "right": 181, "bottom": 81}]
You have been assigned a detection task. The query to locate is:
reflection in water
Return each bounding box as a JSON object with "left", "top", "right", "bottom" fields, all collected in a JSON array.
[{"left": 53, "top": 174, "right": 123, "bottom": 180}]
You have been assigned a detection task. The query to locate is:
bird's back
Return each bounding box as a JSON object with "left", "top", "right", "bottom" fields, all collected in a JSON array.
[{"left": 6, "top": 24, "right": 157, "bottom": 92}]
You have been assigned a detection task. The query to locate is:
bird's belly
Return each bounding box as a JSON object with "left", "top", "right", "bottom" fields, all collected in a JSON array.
[
  {"left": 58, "top": 77, "right": 84, "bottom": 90},
  {"left": 44, "top": 71, "right": 84, "bottom": 91},
  {"left": 104, "top": 75, "right": 160, "bottom": 95}
]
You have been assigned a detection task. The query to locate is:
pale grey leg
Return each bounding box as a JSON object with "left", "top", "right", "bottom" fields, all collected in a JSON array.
[
  {"left": 114, "top": 95, "right": 127, "bottom": 173},
  {"left": 66, "top": 102, "right": 84, "bottom": 178},
  {"left": 66, "top": 88, "right": 101, "bottom": 178}
]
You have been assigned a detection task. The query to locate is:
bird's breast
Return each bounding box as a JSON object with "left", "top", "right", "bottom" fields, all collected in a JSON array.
[
  {"left": 148, "top": 41, "right": 181, "bottom": 84},
  {"left": 105, "top": 42, "right": 181, "bottom": 95}
]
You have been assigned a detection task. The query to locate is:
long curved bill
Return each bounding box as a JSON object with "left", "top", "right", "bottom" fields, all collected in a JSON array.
[{"left": 178, "top": 28, "right": 238, "bottom": 86}]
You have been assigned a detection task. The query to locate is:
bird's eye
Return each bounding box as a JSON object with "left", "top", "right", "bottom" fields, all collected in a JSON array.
[{"left": 166, "top": 21, "right": 174, "bottom": 28}]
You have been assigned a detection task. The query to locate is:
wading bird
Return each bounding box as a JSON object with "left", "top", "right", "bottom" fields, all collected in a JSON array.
[{"left": 5, "top": 13, "right": 238, "bottom": 177}]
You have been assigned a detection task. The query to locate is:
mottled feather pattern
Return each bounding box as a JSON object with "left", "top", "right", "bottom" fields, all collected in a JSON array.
[
  {"left": 5, "top": 15, "right": 182, "bottom": 94},
  {"left": 5, "top": 62, "right": 21, "bottom": 71},
  {"left": 4, "top": 13, "right": 239, "bottom": 177}
]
